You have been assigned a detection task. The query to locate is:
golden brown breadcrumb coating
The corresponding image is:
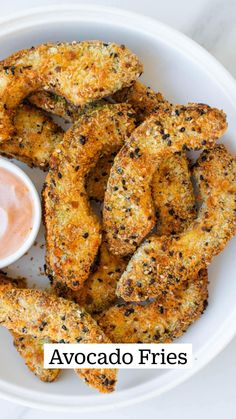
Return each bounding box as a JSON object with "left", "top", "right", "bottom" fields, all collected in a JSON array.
[
  {"left": 0, "top": 41, "right": 142, "bottom": 141},
  {"left": 13, "top": 334, "right": 61, "bottom": 383},
  {"left": 28, "top": 91, "right": 81, "bottom": 122},
  {"left": 97, "top": 268, "right": 208, "bottom": 343},
  {"left": 0, "top": 273, "right": 60, "bottom": 382},
  {"left": 117, "top": 145, "right": 235, "bottom": 301},
  {"left": 28, "top": 91, "right": 108, "bottom": 123},
  {"left": 86, "top": 150, "right": 118, "bottom": 202},
  {"left": 103, "top": 104, "right": 227, "bottom": 256},
  {"left": 112, "top": 81, "right": 168, "bottom": 122},
  {"left": 43, "top": 104, "right": 136, "bottom": 291},
  {"left": 87, "top": 83, "right": 194, "bottom": 208},
  {"left": 152, "top": 152, "right": 196, "bottom": 235},
  {"left": 53, "top": 241, "right": 127, "bottom": 314},
  {"left": 0, "top": 287, "right": 117, "bottom": 393},
  {"left": 0, "top": 104, "right": 63, "bottom": 169}
]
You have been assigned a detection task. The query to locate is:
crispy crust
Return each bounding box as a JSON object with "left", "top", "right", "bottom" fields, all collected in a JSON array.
[
  {"left": 0, "top": 274, "right": 60, "bottom": 382},
  {"left": 13, "top": 334, "right": 61, "bottom": 383},
  {"left": 53, "top": 241, "right": 127, "bottom": 314},
  {"left": 97, "top": 269, "right": 208, "bottom": 343},
  {"left": 80, "top": 151, "right": 196, "bottom": 315},
  {"left": 86, "top": 149, "right": 119, "bottom": 202},
  {"left": 103, "top": 104, "right": 227, "bottom": 256},
  {"left": 87, "top": 84, "right": 193, "bottom": 206},
  {"left": 117, "top": 145, "right": 236, "bottom": 301},
  {"left": 28, "top": 91, "right": 81, "bottom": 122},
  {"left": 43, "top": 104, "right": 136, "bottom": 291},
  {"left": 87, "top": 81, "right": 166, "bottom": 201},
  {"left": 112, "top": 81, "right": 168, "bottom": 122},
  {"left": 95, "top": 147, "right": 200, "bottom": 341},
  {"left": 0, "top": 41, "right": 142, "bottom": 141},
  {"left": 28, "top": 91, "right": 108, "bottom": 123},
  {"left": 0, "top": 104, "right": 64, "bottom": 170},
  {"left": 0, "top": 287, "right": 117, "bottom": 393},
  {"left": 28, "top": 80, "right": 162, "bottom": 125},
  {"left": 152, "top": 152, "right": 196, "bottom": 235}
]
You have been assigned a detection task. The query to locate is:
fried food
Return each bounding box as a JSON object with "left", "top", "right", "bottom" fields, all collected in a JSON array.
[
  {"left": 86, "top": 150, "right": 119, "bottom": 202},
  {"left": 0, "top": 41, "right": 142, "bottom": 141},
  {"left": 96, "top": 148, "right": 201, "bottom": 342},
  {"left": 97, "top": 268, "right": 208, "bottom": 343},
  {"left": 87, "top": 84, "right": 192, "bottom": 205},
  {"left": 0, "top": 103, "right": 64, "bottom": 170},
  {"left": 0, "top": 273, "right": 60, "bottom": 382},
  {"left": 112, "top": 81, "right": 168, "bottom": 123},
  {"left": 28, "top": 91, "right": 81, "bottom": 122},
  {"left": 0, "top": 287, "right": 117, "bottom": 393},
  {"left": 103, "top": 104, "right": 227, "bottom": 256},
  {"left": 87, "top": 82, "right": 166, "bottom": 201},
  {"left": 28, "top": 90, "right": 108, "bottom": 123},
  {"left": 152, "top": 152, "right": 196, "bottom": 235},
  {"left": 53, "top": 241, "right": 127, "bottom": 314},
  {"left": 117, "top": 145, "right": 236, "bottom": 301},
  {"left": 43, "top": 104, "right": 136, "bottom": 291},
  {"left": 13, "top": 334, "right": 61, "bottom": 383},
  {"left": 87, "top": 81, "right": 168, "bottom": 202},
  {"left": 79, "top": 149, "right": 196, "bottom": 314}
]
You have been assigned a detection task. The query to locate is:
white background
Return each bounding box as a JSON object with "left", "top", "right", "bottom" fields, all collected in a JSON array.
[{"left": 0, "top": 0, "right": 236, "bottom": 417}]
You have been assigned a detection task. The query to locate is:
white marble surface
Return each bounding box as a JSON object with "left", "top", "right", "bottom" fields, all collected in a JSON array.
[{"left": 0, "top": 0, "right": 236, "bottom": 417}]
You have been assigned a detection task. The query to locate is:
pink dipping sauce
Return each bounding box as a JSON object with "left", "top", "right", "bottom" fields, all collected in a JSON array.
[{"left": 0, "top": 167, "right": 34, "bottom": 259}]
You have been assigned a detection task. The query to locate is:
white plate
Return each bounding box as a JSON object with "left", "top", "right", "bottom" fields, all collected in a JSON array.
[{"left": 0, "top": 4, "right": 235, "bottom": 412}]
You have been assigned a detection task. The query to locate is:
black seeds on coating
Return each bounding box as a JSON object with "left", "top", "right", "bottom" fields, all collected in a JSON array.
[
  {"left": 79, "top": 135, "right": 86, "bottom": 145},
  {"left": 39, "top": 321, "right": 47, "bottom": 331},
  {"left": 62, "top": 325, "right": 67, "bottom": 331},
  {"left": 153, "top": 332, "right": 160, "bottom": 340},
  {"left": 83, "top": 232, "right": 89, "bottom": 238},
  {"left": 124, "top": 307, "right": 135, "bottom": 317},
  {"left": 83, "top": 327, "right": 89, "bottom": 333}
]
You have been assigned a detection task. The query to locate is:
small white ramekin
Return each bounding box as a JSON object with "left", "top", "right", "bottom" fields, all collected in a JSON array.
[{"left": 0, "top": 157, "right": 41, "bottom": 269}]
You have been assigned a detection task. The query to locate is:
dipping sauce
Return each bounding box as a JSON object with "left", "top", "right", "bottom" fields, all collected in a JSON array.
[{"left": 0, "top": 167, "right": 34, "bottom": 259}]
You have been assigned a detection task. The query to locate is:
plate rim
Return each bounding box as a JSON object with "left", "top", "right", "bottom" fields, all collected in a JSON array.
[{"left": 0, "top": 3, "right": 236, "bottom": 412}]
